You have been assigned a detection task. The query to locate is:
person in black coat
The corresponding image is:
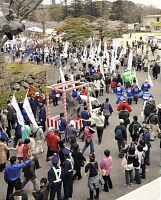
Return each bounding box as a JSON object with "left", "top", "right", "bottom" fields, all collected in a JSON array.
[
  {"left": 152, "top": 63, "right": 160, "bottom": 80},
  {"left": 38, "top": 102, "right": 46, "bottom": 132},
  {"left": 72, "top": 144, "right": 86, "bottom": 181}
]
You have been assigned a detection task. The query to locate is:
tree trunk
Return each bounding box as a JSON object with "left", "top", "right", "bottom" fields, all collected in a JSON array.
[{"left": 0, "top": 36, "right": 5, "bottom": 71}]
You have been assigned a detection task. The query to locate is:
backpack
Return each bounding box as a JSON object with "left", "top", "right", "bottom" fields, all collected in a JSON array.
[
  {"left": 115, "top": 128, "right": 123, "bottom": 140},
  {"left": 132, "top": 123, "right": 140, "bottom": 135}
]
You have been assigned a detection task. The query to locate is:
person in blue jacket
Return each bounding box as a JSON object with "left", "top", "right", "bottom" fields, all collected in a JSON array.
[
  {"left": 133, "top": 85, "right": 141, "bottom": 104},
  {"left": 141, "top": 80, "right": 151, "bottom": 91},
  {"left": 39, "top": 102, "right": 46, "bottom": 132},
  {"left": 140, "top": 89, "right": 153, "bottom": 104},
  {"left": 4, "top": 156, "right": 32, "bottom": 199},
  {"left": 126, "top": 85, "right": 134, "bottom": 105},
  {"left": 0, "top": 126, "right": 9, "bottom": 144},
  {"left": 114, "top": 83, "right": 124, "bottom": 104},
  {"left": 58, "top": 113, "right": 67, "bottom": 141}
]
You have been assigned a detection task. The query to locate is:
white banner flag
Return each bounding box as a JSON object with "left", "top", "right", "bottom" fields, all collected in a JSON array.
[
  {"left": 127, "top": 49, "right": 133, "bottom": 71},
  {"left": 148, "top": 65, "right": 153, "bottom": 87},
  {"left": 11, "top": 95, "right": 24, "bottom": 127},
  {"left": 59, "top": 67, "right": 66, "bottom": 83},
  {"left": 23, "top": 95, "right": 39, "bottom": 129},
  {"left": 110, "top": 50, "right": 116, "bottom": 72}
]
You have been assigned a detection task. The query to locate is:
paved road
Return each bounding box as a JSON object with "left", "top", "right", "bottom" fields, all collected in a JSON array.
[{"left": 0, "top": 63, "right": 160, "bottom": 200}]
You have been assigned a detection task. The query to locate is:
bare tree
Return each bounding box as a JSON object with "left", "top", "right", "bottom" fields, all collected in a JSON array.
[{"left": 0, "top": 0, "right": 43, "bottom": 47}]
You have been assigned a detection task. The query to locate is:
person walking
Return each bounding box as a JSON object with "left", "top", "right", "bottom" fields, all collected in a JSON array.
[
  {"left": 119, "top": 105, "right": 130, "bottom": 129},
  {"left": 114, "top": 119, "right": 127, "bottom": 158},
  {"left": 82, "top": 126, "right": 95, "bottom": 155},
  {"left": 4, "top": 156, "right": 32, "bottom": 199},
  {"left": 21, "top": 158, "right": 39, "bottom": 192},
  {"left": 92, "top": 111, "right": 105, "bottom": 145},
  {"left": 0, "top": 137, "right": 12, "bottom": 172},
  {"left": 101, "top": 98, "right": 113, "bottom": 127},
  {"left": 85, "top": 153, "right": 101, "bottom": 200},
  {"left": 100, "top": 150, "right": 113, "bottom": 192},
  {"left": 72, "top": 144, "right": 86, "bottom": 181},
  {"left": 38, "top": 102, "right": 46, "bottom": 132}
]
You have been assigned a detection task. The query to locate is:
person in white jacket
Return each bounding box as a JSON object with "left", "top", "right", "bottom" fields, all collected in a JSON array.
[{"left": 92, "top": 111, "right": 105, "bottom": 144}]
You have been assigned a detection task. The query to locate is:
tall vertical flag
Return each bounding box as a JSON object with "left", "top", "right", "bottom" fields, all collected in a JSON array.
[
  {"left": 23, "top": 95, "right": 39, "bottom": 129},
  {"left": 11, "top": 95, "right": 24, "bottom": 127},
  {"left": 127, "top": 49, "right": 133, "bottom": 71},
  {"left": 59, "top": 67, "right": 66, "bottom": 83},
  {"left": 110, "top": 49, "right": 116, "bottom": 72},
  {"left": 148, "top": 66, "right": 153, "bottom": 87}
]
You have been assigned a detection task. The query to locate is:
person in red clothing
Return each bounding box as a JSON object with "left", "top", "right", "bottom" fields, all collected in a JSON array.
[
  {"left": 81, "top": 87, "right": 88, "bottom": 96},
  {"left": 23, "top": 139, "right": 31, "bottom": 160},
  {"left": 117, "top": 99, "right": 132, "bottom": 113},
  {"left": 45, "top": 127, "right": 54, "bottom": 161},
  {"left": 50, "top": 129, "right": 61, "bottom": 154},
  {"left": 45, "top": 128, "right": 60, "bottom": 161}
]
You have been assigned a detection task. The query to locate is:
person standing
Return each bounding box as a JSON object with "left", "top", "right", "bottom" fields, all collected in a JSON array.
[
  {"left": 114, "top": 119, "right": 127, "bottom": 158},
  {"left": 128, "top": 116, "right": 141, "bottom": 142},
  {"left": 100, "top": 150, "right": 113, "bottom": 192},
  {"left": 58, "top": 113, "right": 67, "bottom": 141},
  {"left": 93, "top": 78, "right": 101, "bottom": 98},
  {"left": 152, "top": 62, "right": 160, "bottom": 80},
  {"left": 62, "top": 149, "right": 74, "bottom": 200},
  {"left": 119, "top": 105, "right": 130, "bottom": 130},
  {"left": 92, "top": 111, "right": 105, "bottom": 145},
  {"left": 39, "top": 102, "right": 46, "bottom": 132},
  {"left": 147, "top": 109, "right": 160, "bottom": 141},
  {"left": 104, "top": 74, "right": 111, "bottom": 93},
  {"left": 4, "top": 156, "right": 32, "bottom": 199},
  {"left": 48, "top": 154, "right": 63, "bottom": 200},
  {"left": 101, "top": 98, "right": 113, "bottom": 127}
]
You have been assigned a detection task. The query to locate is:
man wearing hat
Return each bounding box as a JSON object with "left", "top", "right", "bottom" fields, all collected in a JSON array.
[
  {"left": 62, "top": 149, "right": 74, "bottom": 200},
  {"left": 48, "top": 154, "right": 63, "bottom": 200}
]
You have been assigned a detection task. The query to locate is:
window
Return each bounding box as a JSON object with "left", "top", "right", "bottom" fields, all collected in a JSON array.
[{"left": 156, "top": 17, "right": 160, "bottom": 22}]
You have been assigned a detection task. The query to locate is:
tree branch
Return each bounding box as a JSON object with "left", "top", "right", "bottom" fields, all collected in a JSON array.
[{"left": 20, "top": 0, "right": 43, "bottom": 22}]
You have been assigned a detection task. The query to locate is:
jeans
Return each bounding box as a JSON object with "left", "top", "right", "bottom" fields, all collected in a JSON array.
[
  {"left": 22, "top": 177, "right": 39, "bottom": 191},
  {"left": 82, "top": 140, "right": 94, "bottom": 155},
  {"left": 6, "top": 178, "right": 20, "bottom": 199},
  {"left": 73, "top": 167, "right": 82, "bottom": 181},
  {"left": 63, "top": 176, "right": 73, "bottom": 199},
  {"left": 125, "top": 170, "right": 133, "bottom": 185},
  {"left": 134, "top": 168, "right": 141, "bottom": 184},
  {"left": 96, "top": 127, "right": 104, "bottom": 144},
  {"left": 103, "top": 175, "right": 113, "bottom": 191},
  {"left": 50, "top": 182, "right": 62, "bottom": 200},
  {"left": 90, "top": 188, "right": 99, "bottom": 199},
  {"left": 117, "top": 140, "right": 125, "bottom": 155},
  {"left": 104, "top": 116, "right": 109, "bottom": 127}
]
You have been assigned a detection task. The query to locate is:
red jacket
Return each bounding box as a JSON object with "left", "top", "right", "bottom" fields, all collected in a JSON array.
[{"left": 117, "top": 102, "right": 132, "bottom": 113}]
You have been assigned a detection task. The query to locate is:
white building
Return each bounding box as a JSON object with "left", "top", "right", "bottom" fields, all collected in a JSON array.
[{"left": 142, "top": 15, "right": 161, "bottom": 31}]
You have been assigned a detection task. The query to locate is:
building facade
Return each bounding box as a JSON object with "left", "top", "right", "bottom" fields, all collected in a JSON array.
[{"left": 142, "top": 15, "right": 161, "bottom": 31}]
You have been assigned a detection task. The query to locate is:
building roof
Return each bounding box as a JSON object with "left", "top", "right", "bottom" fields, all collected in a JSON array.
[{"left": 143, "top": 15, "right": 161, "bottom": 18}]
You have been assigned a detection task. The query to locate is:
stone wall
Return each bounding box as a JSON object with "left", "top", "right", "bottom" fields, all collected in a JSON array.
[{"left": 0, "top": 71, "right": 47, "bottom": 92}]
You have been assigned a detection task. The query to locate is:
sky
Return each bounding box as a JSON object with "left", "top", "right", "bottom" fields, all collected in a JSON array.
[{"left": 42, "top": 0, "right": 161, "bottom": 9}]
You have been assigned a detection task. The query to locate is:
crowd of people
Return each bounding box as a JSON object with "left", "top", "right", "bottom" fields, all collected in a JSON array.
[{"left": 0, "top": 34, "right": 161, "bottom": 200}]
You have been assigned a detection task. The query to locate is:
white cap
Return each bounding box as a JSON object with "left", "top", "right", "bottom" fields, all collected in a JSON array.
[
  {"left": 70, "top": 120, "right": 75, "bottom": 126},
  {"left": 119, "top": 119, "right": 124, "bottom": 123}
]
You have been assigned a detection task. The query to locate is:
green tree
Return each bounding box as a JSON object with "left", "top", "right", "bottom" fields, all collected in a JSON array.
[
  {"left": 56, "top": 17, "right": 94, "bottom": 43},
  {"left": 83, "top": 0, "right": 101, "bottom": 18},
  {"left": 110, "top": 0, "right": 124, "bottom": 21},
  {"left": 71, "top": 0, "right": 83, "bottom": 17}
]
